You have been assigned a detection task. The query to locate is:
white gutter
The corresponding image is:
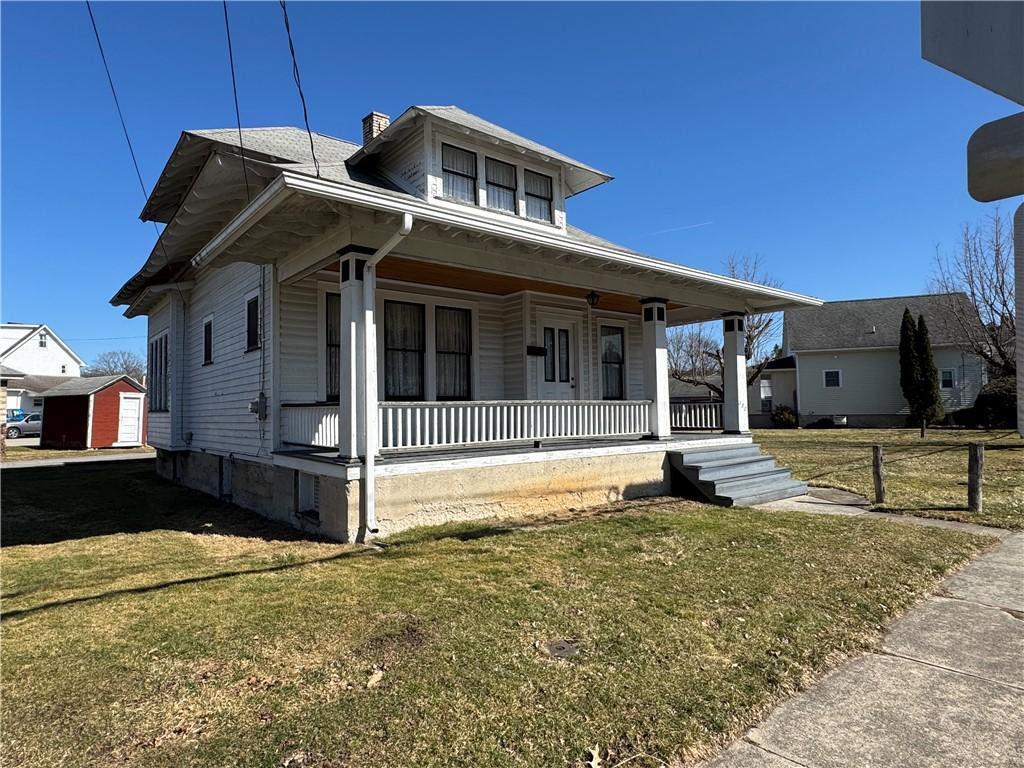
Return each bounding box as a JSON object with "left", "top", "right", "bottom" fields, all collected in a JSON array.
[{"left": 361, "top": 212, "right": 414, "bottom": 535}]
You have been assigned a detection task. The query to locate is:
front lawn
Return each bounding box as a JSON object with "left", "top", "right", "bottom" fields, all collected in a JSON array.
[
  {"left": 1, "top": 462, "right": 991, "bottom": 767},
  {"left": 756, "top": 428, "right": 1024, "bottom": 529}
]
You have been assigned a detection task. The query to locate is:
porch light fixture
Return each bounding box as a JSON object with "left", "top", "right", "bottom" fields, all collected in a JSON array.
[{"left": 585, "top": 291, "right": 600, "bottom": 308}]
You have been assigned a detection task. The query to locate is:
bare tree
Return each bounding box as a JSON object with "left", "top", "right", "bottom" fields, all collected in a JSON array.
[
  {"left": 931, "top": 209, "right": 1016, "bottom": 377},
  {"left": 667, "top": 253, "right": 784, "bottom": 395},
  {"left": 87, "top": 350, "right": 146, "bottom": 382}
]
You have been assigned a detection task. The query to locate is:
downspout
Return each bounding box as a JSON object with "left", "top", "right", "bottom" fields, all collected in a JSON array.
[{"left": 361, "top": 212, "right": 413, "bottom": 535}]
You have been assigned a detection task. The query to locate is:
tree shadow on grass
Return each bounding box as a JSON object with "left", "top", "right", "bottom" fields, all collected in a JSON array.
[{"left": 0, "top": 460, "right": 330, "bottom": 547}]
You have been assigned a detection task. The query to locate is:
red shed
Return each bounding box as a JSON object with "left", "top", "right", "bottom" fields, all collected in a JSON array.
[{"left": 39, "top": 375, "right": 147, "bottom": 449}]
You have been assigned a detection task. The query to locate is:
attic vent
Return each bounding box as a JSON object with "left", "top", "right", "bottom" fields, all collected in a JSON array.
[{"left": 362, "top": 111, "right": 390, "bottom": 145}]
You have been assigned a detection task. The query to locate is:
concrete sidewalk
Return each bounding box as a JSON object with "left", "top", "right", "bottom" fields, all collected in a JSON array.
[
  {"left": 1, "top": 452, "right": 155, "bottom": 469},
  {"left": 703, "top": 494, "right": 1024, "bottom": 768}
]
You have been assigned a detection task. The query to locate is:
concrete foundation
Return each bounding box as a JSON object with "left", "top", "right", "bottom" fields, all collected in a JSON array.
[{"left": 155, "top": 447, "right": 674, "bottom": 542}]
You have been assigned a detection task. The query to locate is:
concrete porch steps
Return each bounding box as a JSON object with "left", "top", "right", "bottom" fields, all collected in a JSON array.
[{"left": 668, "top": 442, "right": 807, "bottom": 507}]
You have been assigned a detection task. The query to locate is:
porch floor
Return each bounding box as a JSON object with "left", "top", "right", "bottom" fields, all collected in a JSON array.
[{"left": 274, "top": 431, "right": 747, "bottom": 477}]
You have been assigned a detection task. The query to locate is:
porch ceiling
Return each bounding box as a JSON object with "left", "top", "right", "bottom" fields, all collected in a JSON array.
[{"left": 323, "top": 255, "right": 678, "bottom": 315}]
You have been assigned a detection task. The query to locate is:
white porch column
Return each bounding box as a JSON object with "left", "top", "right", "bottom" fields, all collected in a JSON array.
[
  {"left": 641, "top": 298, "right": 671, "bottom": 439},
  {"left": 337, "top": 254, "right": 365, "bottom": 460},
  {"left": 722, "top": 313, "right": 750, "bottom": 434}
]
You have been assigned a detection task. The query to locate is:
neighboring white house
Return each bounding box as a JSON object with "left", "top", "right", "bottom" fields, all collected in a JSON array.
[
  {"left": 0, "top": 323, "right": 84, "bottom": 414},
  {"left": 749, "top": 293, "right": 987, "bottom": 427},
  {"left": 112, "top": 106, "right": 820, "bottom": 540}
]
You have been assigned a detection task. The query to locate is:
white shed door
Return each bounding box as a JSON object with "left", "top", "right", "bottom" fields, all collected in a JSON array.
[{"left": 117, "top": 393, "right": 144, "bottom": 445}]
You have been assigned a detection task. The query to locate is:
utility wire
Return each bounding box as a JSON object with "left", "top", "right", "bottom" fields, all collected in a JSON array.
[
  {"left": 222, "top": 0, "right": 251, "bottom": 202},
  {"left": 85, "top": 0, "right": 148, "bottom": 202},
  {"left": 278, "top": 0, "right": 320, "bottom": 177}
]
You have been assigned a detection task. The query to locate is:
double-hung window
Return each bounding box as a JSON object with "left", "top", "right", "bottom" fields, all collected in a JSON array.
[
  {"left": 441, "top": 144, "right": 477, "bottom": 204},
  {"left": 600, "top": 326, "right": 625, "bottom": 400},
  {"left": 436, "top": 306, "right": 471, "bottom": 400},
  {"left": 246, "top": 295, "right": 260, "bottom": 351},
  {"left": 384, "top": 301, "right": 426, "bottom": 401},
  {"left": 148, "top": 333, "right": 169, "bottom": 412},
  {"left": 525, "top": 169, "right": 553, "bottom": 223},
  {"left": 485, "top": 157, "right": 517, "bottom": 214},
  {"left": 325, "top": 293, "right": 341, "bottom": 402},
  {"left": 203, "top": 319, "right": 214, "bottom": 365},
  {"left": 940, "top": 369, "right": 955, "bottom": 389}
]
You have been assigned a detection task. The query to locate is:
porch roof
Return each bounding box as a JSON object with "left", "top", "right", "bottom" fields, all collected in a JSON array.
[{"left": 171, "top": 171, "right": 821, "bottom": 322}]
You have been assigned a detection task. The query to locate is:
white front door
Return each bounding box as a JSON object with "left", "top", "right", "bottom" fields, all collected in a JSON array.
[
  {"left": 116, "top": 393, "right": 144, "bottom": 445},
  {"left": 538, "top": 317, "right": 577, "bottom": 400}
]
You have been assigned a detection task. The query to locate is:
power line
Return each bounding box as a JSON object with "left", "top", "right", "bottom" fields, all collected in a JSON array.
[
  {"left": 85, "top": 1, "right": 148, "bottom": 201},
  {"left": 222, "top": 0, "right": 251, "bottom": 202},
  {"left": 278, "top": 0, "right": 320, "bottom": 178}
]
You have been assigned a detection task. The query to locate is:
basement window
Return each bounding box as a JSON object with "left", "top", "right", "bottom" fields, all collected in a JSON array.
[{"left": 297, "top": 472, "right": 320, "bottom": 521}]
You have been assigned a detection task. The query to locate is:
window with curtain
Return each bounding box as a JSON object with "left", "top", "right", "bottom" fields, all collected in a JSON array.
[
  {"left": 485, "top": 157, "right": 516, "bottom": 213},
  {"left": 436, "top": 306, "right": 471, "bottom": 400},
  {"left": 525, "top": 169, "right": 553, "bottom": 223},
  {"left": 384, "top": 300, "right": 425, "bottom": 400},
  {"left": 325, "top": 293, "right": 340, "bottom": 402},
  {"left": 600, "top": 326, "right": 624, "bottom": 400},
  {"left": 442, "top": 144, "right": 477, "bottom": 204},
  {"left": 543, "top": 327, "right": 556, "bottom": 382}
]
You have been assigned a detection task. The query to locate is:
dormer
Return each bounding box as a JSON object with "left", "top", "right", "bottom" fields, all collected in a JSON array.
[{"left": 347, "top": 105, "right": 612, "bottom": 232}]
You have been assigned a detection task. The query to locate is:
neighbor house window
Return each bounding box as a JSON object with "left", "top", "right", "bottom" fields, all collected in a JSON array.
[
  {"left": 760, "top": 375, "right": 773, "bottom": 413},
  {"left": 61, "top": 365, "right": 67, "bottom": 374},
  {"left": 246, "top": 295, "right": 260, "bottom": 352},
  {"left": 326, "top": 293, "right": 340, "bottom": 402},
  {"left": 436, "top": 306, "right": 471, "bottom": 400},
  {"left": 203, "top": 319, "right": 214, "bottom": 365},
  {"left": 38, "top": 333, "right": 47, "bottom": 348},
  {"left": 823, "top": 369, "right": 841, "bottom": 388},
  {"left": 148, "top": 332, "right": 169, "bottom": 412},
  {"left": 485, "top": 157, "right": 517, "bottom": 214},
  {"left": 384, "top": 301, "right": 425, "bottom": 400},
  {"left": 441, "top": 144, "right": 477, "bottom": 204},
  {"left": 33, "top": 398, "right": 43, "bottom": 408},
  {"left": 600, "top": 326, "right": 625, "bottom": 400},
  {"left": 525, "top": 170, "right": 553, "bottom": 223},
  {"left": 940, "top": 369, "right": 955, "bottom": 389}
]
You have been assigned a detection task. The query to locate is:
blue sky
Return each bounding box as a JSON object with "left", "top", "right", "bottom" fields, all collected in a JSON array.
[{"left": 1, "top": 1, "right": 1015, "bottom": 363}]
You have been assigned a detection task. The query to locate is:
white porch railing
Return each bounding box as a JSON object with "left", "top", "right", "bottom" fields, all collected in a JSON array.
[
  {"left": 670, "top": 402, "right": 722, "bottom": 430},
  {"left": 280, "top": 401, "right": 653, "bottom": 451},
  {"left": 281, "top": 404, "right": 339, "bottom": 449},
  {"left": 379, "top": 400, "right": 652, "bottom": 451}
]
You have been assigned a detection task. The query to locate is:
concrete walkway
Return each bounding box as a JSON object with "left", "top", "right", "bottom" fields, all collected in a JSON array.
[{"left": 703, "top": 492, "right": 1024, "bottom": 768}]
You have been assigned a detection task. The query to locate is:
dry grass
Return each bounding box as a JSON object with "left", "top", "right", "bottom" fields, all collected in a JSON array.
[
  {"left": 2, "top": 445, "right": 155, "bottom": 462},
  {"left": 1, "top": 462, "right": 992, "bottom": 767},
  {"left": 756, "top": 428, "right": 1024, "bottom": 529}
]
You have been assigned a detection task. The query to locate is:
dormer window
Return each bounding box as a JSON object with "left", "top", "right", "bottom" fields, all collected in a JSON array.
[
  {"left": 525, "top": 170, "right": 553, "bottom": 223},
  {"left": 485, "top": 158, "right": 517, "bottom": 213},
  {"left": 441, "top": 144, "right": 477, "bottom": 204}
]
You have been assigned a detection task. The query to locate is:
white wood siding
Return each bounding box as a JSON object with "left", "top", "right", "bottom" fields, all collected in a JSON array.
[
  {"left": 184, "top": 263, "right": 271, "bottom": 457},
  {"left": 279, "top": 274, "right": 321, "bottom": 403},
  {"left": 378, "top": 129, "right": 426, "bottom": 197},
  {"left": 2, "top": 332, "right": 83, "bottom": 377},
  {"left": 502, "top": 294, "right": 526, "bottom": 399},
  {"left": 796, "top": 347, "right": 985, "bottom": 417}
]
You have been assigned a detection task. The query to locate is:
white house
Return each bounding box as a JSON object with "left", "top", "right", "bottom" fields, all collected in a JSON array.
[
  {"left": 749, "top": 293, "right": 987, "bottom": 427},
  {"left": 0, "top": 323, "right": 84, "bottom": 413},
  {"left": 112, "top": 106, "right": 820, "bottom": 541}
]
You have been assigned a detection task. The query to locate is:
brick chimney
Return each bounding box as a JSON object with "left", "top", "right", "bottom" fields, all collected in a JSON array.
[{"left": 362, "top": 112, "right": 390, "bottom": 145}]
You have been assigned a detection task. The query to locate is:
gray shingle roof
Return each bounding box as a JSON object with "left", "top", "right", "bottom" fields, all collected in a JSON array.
[
  {"left": 40, "top": 375, "right": 143, "bottom": 398},
  {"left": 414, "top": 106, "right": 610, "bottom": 179},
  {"left": 8, "top": 374, "right": 74, "bottom": 395},
  {"left": 1, "top": 365, "right": 25, "bottom": 378},
  {"left": 785, "top": 293, "right": 980, "bottom": 352}
]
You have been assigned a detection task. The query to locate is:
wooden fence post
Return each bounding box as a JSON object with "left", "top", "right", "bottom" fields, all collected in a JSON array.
[
  {"left": 872, "top": 445, "right": 885, "bottom": 505},
  {"left": 968, "top": 443, "right": 984, "bottom": 513}
]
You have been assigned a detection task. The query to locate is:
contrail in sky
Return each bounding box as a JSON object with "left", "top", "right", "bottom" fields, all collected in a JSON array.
[{"left": 644, "top": 221, "right": 714, "bottom": 236}]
